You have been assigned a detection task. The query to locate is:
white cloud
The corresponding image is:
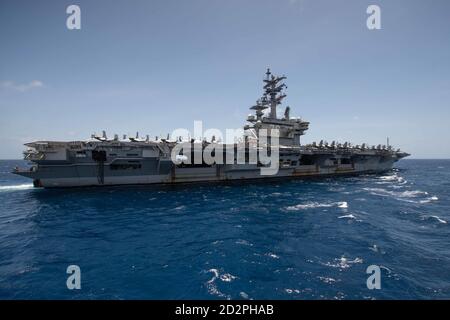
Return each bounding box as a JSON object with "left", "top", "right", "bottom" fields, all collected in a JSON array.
[{"left": 0, "top": 80, "right": 44, "bottom": 92}]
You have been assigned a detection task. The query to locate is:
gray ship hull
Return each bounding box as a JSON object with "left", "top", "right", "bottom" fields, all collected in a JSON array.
[{"left": 15, "top": 155, "right": 399, "bottom": 188}]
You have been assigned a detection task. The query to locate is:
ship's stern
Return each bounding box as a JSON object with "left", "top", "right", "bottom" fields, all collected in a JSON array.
[{"left": 12, "top": 166, "right": 42, "bottom": 188}]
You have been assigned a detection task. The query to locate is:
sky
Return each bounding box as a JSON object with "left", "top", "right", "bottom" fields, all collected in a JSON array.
[{"left": 0, "top": 0, "right": 449, "bottom": 159}]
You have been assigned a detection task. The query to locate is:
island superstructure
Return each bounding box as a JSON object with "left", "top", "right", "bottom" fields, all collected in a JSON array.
[{"left": 13, "top": 69, "right": 410, "bottom": 188}]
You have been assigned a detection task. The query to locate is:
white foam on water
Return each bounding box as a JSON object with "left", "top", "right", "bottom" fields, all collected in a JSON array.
[
  {"left": 266, "top": 253, "right": 280, "bottom": 259},
  {"left": 420, "top": 196, "right": 439, "bottom": 204},
  {"left": 420, "top": 215, "right": 447, "bottom": 224},
  {"left": 324, "top": 256, "right": 363, "bottom": 269},
  {"left": 342, "top": 257, "right": 363, "bottom": 267},
  {"left": 338, "top": 214, "right": 356, "bottom": 220},
  {"left": 239, "top": 291, "right": 250, "bottom": 299},
  {"left": 207, "top": 268, "right": 220, "bottom": 279},
  {"left": 0, "top": 184, "right": 34, "bottom": 192},
  {"left": 318, "top": 276, "right": 337, "bottom": 284},
  {"left": 219, "top": 273, "right": 237, "bottom": 282},
  {"left": 379, "top": 174, "right": 405, "bottom": 183},
  {"left": 204, "top": 268, "right": 235, "bottom": 298},
  {"left": 236, "top": 239, "right": 253, "bottom": 246},
  {"left": 363, "top": 187, "right": 428, "bottom": 199},
  {"left": 285, "top": 288, "right": 300, "bottom": 294},
  {"left": 338, "top": 201, "right": 348, "bottom": 208},
  {"left": 364, "top": 187, "right": 440, "bottom": 205},
  {"left": 286, "top": 202, "right": 332, "bottom": 210},
  {"left": 430, "top": 216, "right": 447, "bottom": 224},
  {"left": 379, "top": 175, "right": 397, "bottom": 181},
  {"left": 204, "top": 269, "right": 227, "bottom": 298},
  {"left": 376, "top": 174, "right": 407, "bottom": 185},
  {"left": 402, "top": 190, "right": 428, "bottom": 197},
  {"left": 286, "top": 201, "right": 348, "bottom": 211}
]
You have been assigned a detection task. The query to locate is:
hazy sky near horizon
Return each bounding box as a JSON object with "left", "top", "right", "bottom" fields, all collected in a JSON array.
[{"left": 1, "top": 0, "right": 449, "bottom": 158}]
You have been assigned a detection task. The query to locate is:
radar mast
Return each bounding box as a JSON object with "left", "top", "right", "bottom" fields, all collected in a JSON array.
[{"left": 263, "top": 68, "right": 287, "bottom": 119}]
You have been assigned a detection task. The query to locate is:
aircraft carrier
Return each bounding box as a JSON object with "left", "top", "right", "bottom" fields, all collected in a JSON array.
[{"left": 13, "top": 69, "right": 410, "bottom": 188}]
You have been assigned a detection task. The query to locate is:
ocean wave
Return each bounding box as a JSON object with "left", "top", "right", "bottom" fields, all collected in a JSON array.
[
  {"left": 205, "top": 269, "right": 227, "bottom": 298},
  {"left": 285, "top": 288, "right": 300, "bottom": 294},
  {"left": 338, "top": 202, "right": 348, "bottom": 208},
  {"left": 270, "top": 192, "right": 282, "bottom": 197},
  {"left": 235, "top": 239, "right": 253, "bottom": 246},
  {"left": 323, "top": 256, "right": 363, "bottom": 269},
  {"left": 377, "top": 174, "right": 406, "bottom": 184},
  {"left": 317, "top": 276, "right": 338, "bottom": 284},
  {"left": 266, "top": 253, "right": 280, "bottom": 259},
  {"left": 286, "top": 201, "right": 348, "bottom": 211},
  {"left": 431, "top": 216, "right": 447, "bottom": 224},
  {"left": 0, "top": 184, "right": 34, "bottom": 192},
  {"left": 419, "top": 196, "right": 439, "bottom": 204},
  {"left": 338, "top": 214, "right": 356, "bottom": 220},
  {"left": 421, "top": 215, "right": 447, "bottom": 224},
  {"left": 363, "top": 187, "right": 440, "bottom": 205},
  {"left": 220, "top": 273, "right": 237, "bottom": 282},
  {"left": 239, "top": 292, "right": 250, "bottom": 299},
  {"left": 363, "top": 188, "right": 428, "bottom": 199},
  {"left": 204, "top": 268, "right": 236, "bottom": 298}
]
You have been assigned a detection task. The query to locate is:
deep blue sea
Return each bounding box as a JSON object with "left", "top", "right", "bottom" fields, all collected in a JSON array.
[{"left": 0, "top": 159, "right": 449, "bottom": 300}]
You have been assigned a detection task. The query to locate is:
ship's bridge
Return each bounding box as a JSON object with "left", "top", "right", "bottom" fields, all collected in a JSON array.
[{"left": 245, "top": 69, "right": 309, "bottom": 146}]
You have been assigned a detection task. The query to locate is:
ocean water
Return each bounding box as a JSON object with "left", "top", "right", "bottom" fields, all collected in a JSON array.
[{"left": 0, "top": 159, "right": 449, "bottom": 300}]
